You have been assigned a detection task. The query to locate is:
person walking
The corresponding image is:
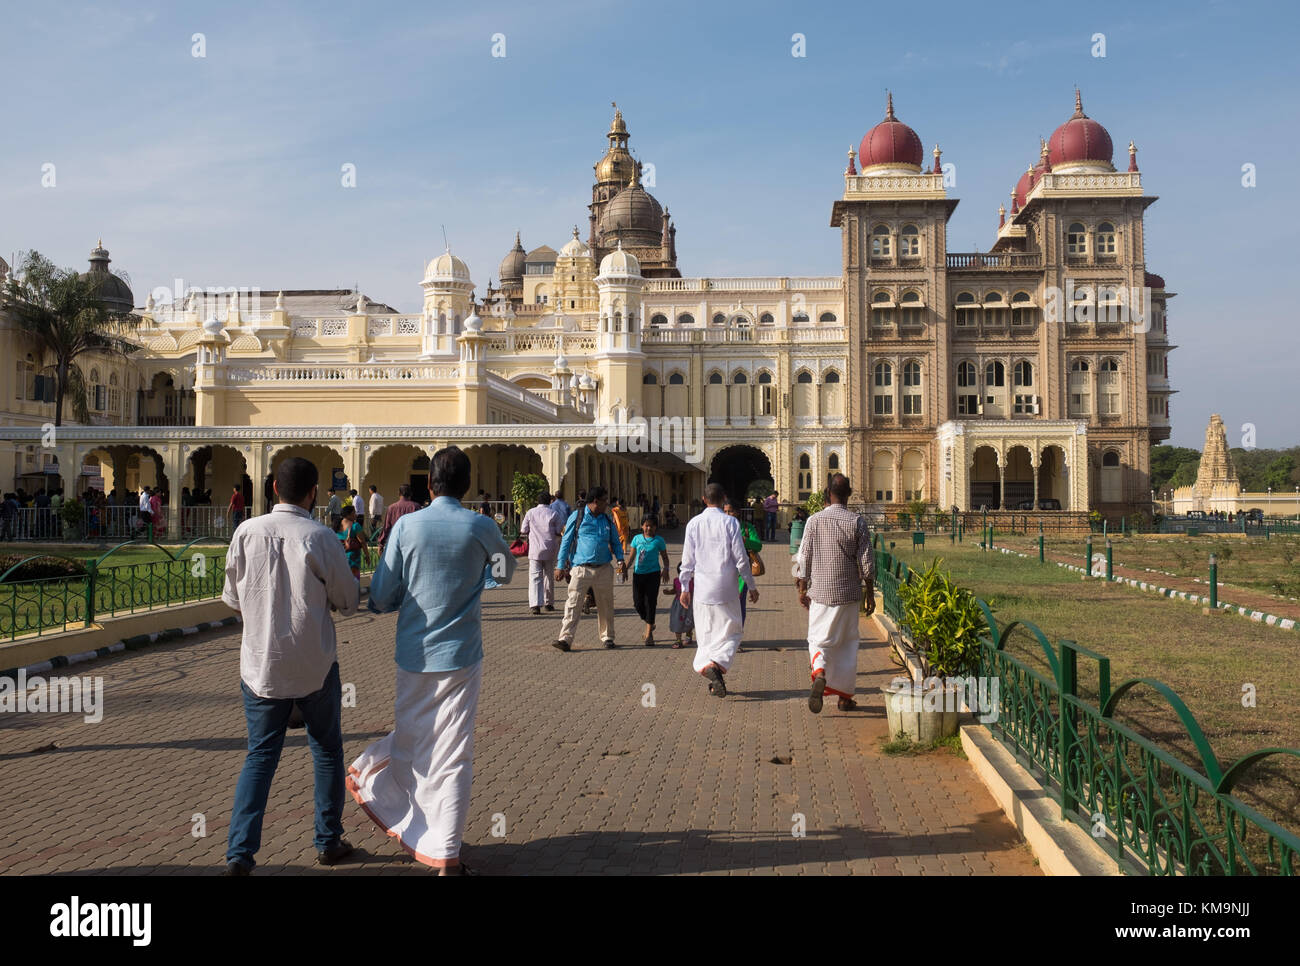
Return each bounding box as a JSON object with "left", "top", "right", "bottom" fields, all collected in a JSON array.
[
  {"left": 724, "top": 499, "right": 763, "bottom": 625},
  {"left": 763, "top": 491, "right": 779, "bottom": 542},
  {"left": 680, "top": 483, "right": 757, "bottom": 697},
  {"left": 137, "top": 486, "right": 152, "bottom": 535},
  {"left": 221, "top": 457, "right": 360, "bottom": 875},
  {"left": 796, "top": 473, "right": 875, "bottom": 714},
  {"left": 348, "top": 446, "right": 514, "bottom": 875},
  {"left": 377, "top": 484, "right": 419, "bottom": 550},
  {"left": 552, "top": 486, "right": 625, "bottom": 651},
  {"left": 611, "top": 497, "right": 632, "bottom": 567},
  {"left": 227, "top": 484, "right": 245, "bottom": 533},
  {"left": 520, "top": 493, "right": 564, "bottom": 614},
  {"left": 550, "top": 492, "right": 571, "bottom": 526},
  {"left": 335, "top": 504, "right": 367, "bottom": 579},
  {"left": 666, "top": 563, "right": 694, "bottom": 648},
  {"left": 626, "top": 515, "right": 670, "bottom": 645},
  {"left": 327, "top": 489, "right": 343, "bottom": 531},
  {"left": 367, "top": 485, "right": 384, "bottom": 537},
  {"left": 350, "top": 489, "right": 364, "bottom": 530}
]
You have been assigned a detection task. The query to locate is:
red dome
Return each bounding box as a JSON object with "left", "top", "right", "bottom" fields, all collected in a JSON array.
[
  {"left": 1047, "top": 90, "right": 1113, "bottom": 167},
  {"left": 859, "top": 93, "right": 923, "bottom": 171},
  {"left": 1013, "top": 161, "right": 1047, "bottom": 210}
]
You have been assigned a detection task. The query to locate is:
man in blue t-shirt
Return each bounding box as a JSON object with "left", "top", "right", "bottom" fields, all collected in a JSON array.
[
  {"left": 626, "top": 515, "right": 670, "bottom": 645},
  {"left": 553, "top": 486, "right": 625, "bottom": 651}
]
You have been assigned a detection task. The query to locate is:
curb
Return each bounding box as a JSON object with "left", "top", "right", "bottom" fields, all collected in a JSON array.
[
  {"left": 0, "top": 615, "right": 242, "bottom": 680},
  {"left": 983, "top": 545, "right": 1297, "bottom": 631}
]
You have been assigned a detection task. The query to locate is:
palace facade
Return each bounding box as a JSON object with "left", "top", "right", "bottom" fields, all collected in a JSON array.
[{"left": 1, "top": 94, "right": 1175, "bottom": 516}]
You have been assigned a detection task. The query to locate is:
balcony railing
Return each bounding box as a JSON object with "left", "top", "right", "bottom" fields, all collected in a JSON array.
[
  {"left": 226, "top": 363, "right": 459, "bottom": 384},
  {"left": 642, "top": 326, "right": 846, "bottom": 345},
  {"left": 643, "top": 276, "right": 840, "bottom": 293},
  {"left": 946, "top": 253, "right": 1043, "bottom": 270}
]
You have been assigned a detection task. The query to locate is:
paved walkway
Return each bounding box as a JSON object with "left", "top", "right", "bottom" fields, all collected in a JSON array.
[{"left": 0, "top": 541, "right": 1038, "bottom": 875}]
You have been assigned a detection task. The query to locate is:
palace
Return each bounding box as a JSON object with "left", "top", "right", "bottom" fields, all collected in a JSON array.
[{"left": 0, "top": 93, "right": 1174, "bottom": 517}]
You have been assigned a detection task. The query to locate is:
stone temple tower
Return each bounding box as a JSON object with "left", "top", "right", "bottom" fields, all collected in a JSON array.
[{"left": 1193, "top": 413, "right": 1239, "bottom": 505}]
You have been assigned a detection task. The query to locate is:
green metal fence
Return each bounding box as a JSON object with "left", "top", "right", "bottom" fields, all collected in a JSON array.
[{"left": 872, "top": 535, "right": 1300, "bottom": 875}]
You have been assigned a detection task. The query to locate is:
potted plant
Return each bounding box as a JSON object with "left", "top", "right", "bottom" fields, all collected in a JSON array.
[
  {"left": 886, "top": 559, "right": 989, "bottom": 741},
  {"left": 58, "top": 497, "right": 84, "bottom": 541}
]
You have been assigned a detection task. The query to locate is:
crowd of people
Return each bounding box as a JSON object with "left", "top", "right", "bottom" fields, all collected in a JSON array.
[{"left": 219, "top": 452, "right": 875, "bottom": 876}]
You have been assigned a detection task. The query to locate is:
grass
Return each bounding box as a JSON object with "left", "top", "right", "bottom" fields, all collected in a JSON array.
[{"left": 882, "top": 733, "right": 967, "bottom": 758}]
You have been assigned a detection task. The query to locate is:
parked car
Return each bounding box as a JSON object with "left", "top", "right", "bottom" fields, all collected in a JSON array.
[
  {"left": 1013, "top": 498, "right": 1063, "bottom": 510},
  {"left": 1245, "top": 508, "right": 1264, "bottom": 523}
]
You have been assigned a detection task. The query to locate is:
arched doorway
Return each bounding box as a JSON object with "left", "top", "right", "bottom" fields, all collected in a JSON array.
[
  {"left": 363, "top": 444, "right": 430, "bottom": 507},
  {"left": 268, "top": 444, "right": 347, "bottom": 515},
  {"left": 970, "top": 446, "right": 1000, "bottom": 510},
  {"left": 1038, "top": 445, "right": 1067, "bottom": 509},
  {"left": 1004, "top": 446, "right": 1034, "bottom": 509},
  {"left": 708, "top": 445, "right": 772, "bottom": 507}
]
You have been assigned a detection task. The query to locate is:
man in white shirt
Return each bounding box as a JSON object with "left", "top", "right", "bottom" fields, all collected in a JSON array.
[
  {"left": 680, "top": 483, "right": 757, "bottom": 697},
  {"left": 520, "top": 492, "right": 565, "bottom": 614},
  {"left": 367, "top": 485, "right": 384, "bottom": 533},
  {"left": 221, "top": 457, "right": 360, "bottom": 875},
  {"left": 137, "top": 486, "right": 152, "bottom": 529}
]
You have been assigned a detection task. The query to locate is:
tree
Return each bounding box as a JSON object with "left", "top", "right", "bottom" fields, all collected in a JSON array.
[
  {"left": 1167, "top": 459, "right": 1200, "bottom": 490},
  {"left": 1149, "top": 445, "right": 1202, "bottom": 491},
  {"left": 1, "top": 251, "right": 139, "bottom": 426},
  {"left": 510, "top": 472, "right": 549, "bottom": 522}
]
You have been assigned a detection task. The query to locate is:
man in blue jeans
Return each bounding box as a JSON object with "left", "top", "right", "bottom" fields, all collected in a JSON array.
[{"left": 221, "top": 457, "right": 360, "bottom": 875}]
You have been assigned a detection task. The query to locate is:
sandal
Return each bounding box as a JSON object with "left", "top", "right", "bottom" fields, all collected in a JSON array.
[{"left": 672, "top": 639, "right": 683, "bottom": 649}]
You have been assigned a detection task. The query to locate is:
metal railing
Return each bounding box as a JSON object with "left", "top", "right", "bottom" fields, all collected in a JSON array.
[{"left": 873, "top": 538, "right": 1300, "bottom": 875}]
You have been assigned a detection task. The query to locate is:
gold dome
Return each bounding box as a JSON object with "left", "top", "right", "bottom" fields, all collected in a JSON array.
[{"left": 595, "top": 149, "right": 636, "bottom": 184}]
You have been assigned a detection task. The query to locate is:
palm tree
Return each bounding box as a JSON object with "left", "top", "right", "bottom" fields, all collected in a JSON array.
[{"left": 1, "top": 250, "right": 140, "bottom": 426}]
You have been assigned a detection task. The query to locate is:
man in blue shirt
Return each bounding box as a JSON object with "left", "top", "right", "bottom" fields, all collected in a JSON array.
[
  {"left": 553, "top": 485, "right": 625, "bottom": 651},
  {"left": 550, "top": 492, "right": 571, "bottom": 525},
  {"left": 347, "top": 446, "right": 513, "bottom": 875}
]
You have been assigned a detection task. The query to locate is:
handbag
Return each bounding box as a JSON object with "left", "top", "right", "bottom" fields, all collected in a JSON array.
[
  {"left": 509, "top": 537, "right": 528, "bottom": 557},
  {"left": 748, "top": 550, "right": 766, "bottom": 578}
]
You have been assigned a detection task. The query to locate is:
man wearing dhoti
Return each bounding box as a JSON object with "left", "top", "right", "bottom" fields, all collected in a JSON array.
[
  {"left": 796, "top": 473, "right": 874, "bottom": 713},
  {"left": 680, "top": 483, "right": 757, "bottom": 697},
  {"left": 347, "top": 446, "right": 514, "bottom": 875}
]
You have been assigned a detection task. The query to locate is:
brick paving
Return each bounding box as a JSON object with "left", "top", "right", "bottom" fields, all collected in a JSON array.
[{"left": 0, "top": 539, "right": 1038, "bottom": 875}]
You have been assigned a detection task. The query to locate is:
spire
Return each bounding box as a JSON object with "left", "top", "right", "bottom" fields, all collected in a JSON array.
[
  {"left": 1040, "top": 136, "right": 1052, "bottom": 171},
  {"left": 998, "top": 204, "right": 1006, "bottom": 229},
  {"left": 932, "top": 144, "right": 941, "bottom": 174},
  {"left": 1128, "top": 140, "right": 1138, "bottom": 172},
  {"left": 1010, "top": 186, "right": 1019, "bottom": 215},
  {"left": 846, "top": 146, "right": 857, "bottom": 176},
  {"left": 885, "top": 90, "right": 895, "bottom": 121},
  {"left": 1073, "top": 87, "right": 1085, "bottom": 118}
]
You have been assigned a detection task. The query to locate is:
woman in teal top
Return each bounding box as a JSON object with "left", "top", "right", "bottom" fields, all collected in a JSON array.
[
  {"left": 336, "top": 505, "right": 366, "bottom": 578},
  {"left": 626, "top": 516, "right": 670, "bottom": 645},
  {"left": 724, "top": 500, "right": 763, "bottom": 625}
]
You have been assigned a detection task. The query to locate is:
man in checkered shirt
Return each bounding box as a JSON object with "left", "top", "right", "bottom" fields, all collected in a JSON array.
[{"left": 795, "top": 473, "right": 875, "bottom": 713}]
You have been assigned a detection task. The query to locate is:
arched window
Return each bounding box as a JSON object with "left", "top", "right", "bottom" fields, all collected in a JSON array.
[
  {"left": 757, "top": 371, "right": 772, "bottom": 384},
  {"left": 1011, "top": 291, "right": 1035, "bottom": 326},
  {"left": 824, "top": 370, "right": 841, "bottom": 383},
  {"left": 1013, "top": 360, "right": 1035, "bottom": 414},
  {"left": 984, "top": 291, "right": 1002, "bottom": 303},
  {"left": 1014, "top": 361, "right": 1033, "bottom": 387},
  {"left": 732, "top": 371, "right": 748, "bottom": 385},
  {"left": 1103, "top": 450, "right": 1120, "bottom": 466},
  {"left": 797, "top": 452, "right": 813, "bottom": 497},
  {"left": 902, "top": 361, "right": 922, "bottom": 415},
  {"left": 796, "top": 370, "right": 813, "bottom": 384},
  {"left": 712, "top": 313, "right": 726, "bottom": 326},
  {"left": 759, "top": 312, "right": 774, "bottom": 326},
  {"left": 900, "top": 224, "right": 920, "bottom": 257},
  {"left": 828, "top": 453, "right": 840, "bottom": 470},
  {"left": 956, "top": 361, "right": 976, "bottom": 387},
  {"left": 792, "top": 310, "right": 809, "bottom": 324},
  {"left": 650, "top": 313, "right": 667, "bottom": 327},
  {"left": 1069, "top": 359, "right": 1091, "bottom": 415},
  {"left": 677, "top": 313, "right": 695, "bottom": 326},
  {"left": 955, "top": 291, "right": 978, "bottom": 327},
  {"left": 899, "top": 291, "right": 923, "bottom": 327},
  {"left": 643, "top": 372, "right": 658, "bottom": 385},
  {"left": 872, "top": 362, "right": 893, "bottom": 416},
  {"left": 1099, "top": 358, "right": 1121, "bottom": 415},
  {"left": 707, "top": 371, "right": 723, "bottom": 385},
  {"left": 819, "top": 312, "right": 837, "bottom": 323},
  {"left": 1067, "top": 222, "right": 1088, "bottom": 256},
  {"left": 1096, "top": 222, "right": 1116, "bottom": 256},
  {"left": 872, "top": 290, "right": 893, "bottom": 326},
  {"left": 799, "top": 453, "right": 811, "bottom": 469},
  {"left": 90, "top": 368, "right": 106, "bottom": 412},
  {"left": 984, "top": 361, "right": 1005, "bottom": 387},
  {"left": 871, "top": 224, "right": 892, "bottom": 257},
  {"left": 757, "top": 370, "right": 774, "bottom": 415},
  {"left": 668, "top": 371, "right": 685, "bottom": 385}
]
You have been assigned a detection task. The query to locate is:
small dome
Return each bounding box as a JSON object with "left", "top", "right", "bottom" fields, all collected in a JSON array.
[
  {"left": 82, "top": 240, "right": 135, "bottom": 314},
  {"left": 202, "top": 315, "right": 224, "bottom": 336},
  {"left": 463, "top": 310, "right": 482, "bottom": 333},
  {"left": 598, "top": 168, "right": 663, "bottom": 247},
  {"left": 598, "top": 242, "right": 641, "bottom": 278},
  {"left": 424, "top": 248, "right": 472, "bottom": 284},
  {"left": 1145, "top": 272, "right": 1166, "bottom": 290},
  {"left": 554, "top": 353, "right": 569, "bottom": 370},
  {"left": 1047, "top": 90, "right": 1114, "bottom": 170},
  {"left": 579, "top": 374, "right": 595, "bottom": 390},
  {"left": 559, "top": 227, "right": 591, "bottom": 259},
  {"left": 498, "top": 232, "right": 526, "bottom": 285},
  {"left": 859, "top": 93, "right": 923, "bottom": 173},
  {"left": 1013, "top": 143, "right": 1051, "bottom": 210}
]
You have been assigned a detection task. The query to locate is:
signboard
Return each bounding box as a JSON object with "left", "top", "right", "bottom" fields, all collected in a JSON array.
[{"left": 331, "top": 468, "right": 349, "bottom": 492}]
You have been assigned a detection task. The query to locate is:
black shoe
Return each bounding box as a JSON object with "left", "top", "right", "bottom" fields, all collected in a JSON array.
[
  {"left": 703, "top": 665, "right": 727, "bottom": 697},
  {"left": 544, "top": 604, "right": 554, "bottom": 612},
  {"left": 317, "top": 839, "right": 355, "bottom": 866},
  {"left": 603, "top": 639, "right": 617, "bottom": 649},
  {"left": 223, "top": 859, "right": 253, "bottom": 876},
  {"left": 809, "top": 673, "right": 826, "bottom": 714},
  {"left": 552, "top": 639, "right": 571, "bottom": 652},
  {"left": 287, "top": 704, "right": 305, "bottom": 729},
  {"left": 530, "top": 607, "right": 540, "bottom": 615}
]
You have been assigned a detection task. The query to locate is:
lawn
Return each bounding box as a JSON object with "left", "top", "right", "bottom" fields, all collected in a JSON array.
[{"left": 883, "top": 537, "right": 1300, "bottom": 831}]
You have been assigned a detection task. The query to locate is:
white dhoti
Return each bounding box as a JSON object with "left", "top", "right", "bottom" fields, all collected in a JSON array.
[
  {"left": 691, "top": 596, "right": 745, "bottom": 674},
  {"left": 807, "top": 600, "right": 861, "bottom": 698},
  {"left": 347, "top": 660, "right": 482, "bottom": 867}
]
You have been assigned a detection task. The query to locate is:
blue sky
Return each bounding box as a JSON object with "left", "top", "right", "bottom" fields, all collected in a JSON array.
[{"left": 1, "top": 0, "right": 1295, "bottom": 448}]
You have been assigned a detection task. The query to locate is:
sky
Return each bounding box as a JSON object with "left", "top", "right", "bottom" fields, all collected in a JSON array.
[{"left": 1, "top": 0, "right": 1296, "bottom": 449}]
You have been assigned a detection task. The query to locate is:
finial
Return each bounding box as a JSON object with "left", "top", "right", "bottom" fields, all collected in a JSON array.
[
  {"left": 1073, "top": 87, "right": 1084, "bottom": 117},
  {"left": 572, "top": 225, "right": 580, "bottom": 239},
  {"left": 97, "top": 237, "right": 103, "bottom": 249},
  {"left": 1010, "top": 186, "right": 1019, "bottom": 215},
  {"left": 275, "top": 290, "right": 285, "bottom": 310},
  {"left": 515, "top": 230, "right": 521, "bottom": 246},
  {"left": 1128, "top": 140, "right": 1138, "bottom": 173},
  {"left": 846, "top": 146, "right": 857, "bottom": 176},
  {"left": 998, "top": 204, "right": 1006, "bottom": 228},
  {"left": 932, "top": 144, "right": 941, "bottom": 175},
  {"left": 1040, "top": 137, "right": 1049, "bottom": 160},
  {"left": 885, "top": 90, "right": 895, "bottom": 120}
]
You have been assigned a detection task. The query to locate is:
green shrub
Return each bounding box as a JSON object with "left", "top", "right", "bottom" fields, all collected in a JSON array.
[
  {"left": 510, "top": 472, "right": 549, "bottom": 522},
  {"left": 897, "top": 558, "right": 989, "bottom": 678},
  {"left": 0, "top": 554, "right": 88, "bottom": 582}
]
